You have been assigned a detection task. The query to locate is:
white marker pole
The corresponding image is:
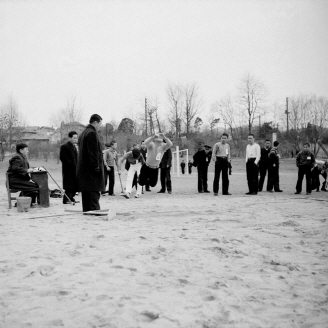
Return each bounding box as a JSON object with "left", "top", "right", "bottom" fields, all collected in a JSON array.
[{"left": 176, "top": 145, "right": 180, "bottom": 177}]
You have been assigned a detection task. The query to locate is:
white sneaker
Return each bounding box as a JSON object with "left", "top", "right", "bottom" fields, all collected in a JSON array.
[
  {"left": 134, "top": 194, "right": 140, "bottom": 198},
  {"left": 124, "top": 192, "right": 130, "bottom": 199}
]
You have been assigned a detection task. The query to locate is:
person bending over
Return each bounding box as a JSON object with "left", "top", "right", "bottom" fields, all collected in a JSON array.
[
  {"left": 138, "top": 133, "right": 173, "bottom": 188},
  {"left": 117, "top": 148, "right": 144, "bottom": 199}
]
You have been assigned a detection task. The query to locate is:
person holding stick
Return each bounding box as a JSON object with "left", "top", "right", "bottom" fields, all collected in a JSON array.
[
  {"left": 102, "top": 140, "right": 118, "bottom": 196},
  {"left": 138, "top": 133, "right": 173, "bottom": 188},
  {"left": 117, "top": 148, "right": 145, "bottom": 198}
]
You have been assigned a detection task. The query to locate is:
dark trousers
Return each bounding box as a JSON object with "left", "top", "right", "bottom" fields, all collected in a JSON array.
[
  {"left": 197, "top": 165, "right": 209, "bottom": 192},
  {"left": 181, "top": 166, "right": 185, "bottom": 174},
  {"left": 188, "top": 166, "right": 192, "bottom": 174},
  {"left": 296, "top": 166, "right": 312, "bottom": 193},
  {"left": 160, "top": 167, "right": 172, "bottom": 192},
  {"left": 267, "top": 166, "right": 280, "bottom": 191},
  {"left": 81, "top": 191, "right": 100, "bottom": 212},
  {"left": 63, "top": 189, "right": 76, "bottom": 204},
  {"left": 138, "top": 164, "right": 159, "bottom": 187},
  {"left": 246, "top": 159, "right": 259, "bottom": 193},
  {"left": 104, "top": 166, "right": 115, "bottom": 195},
  {"left": 258, "top": 162, "right": 269, "bottom": 191},
  {"left": 213, "top": 157, "right": 229, "bottom": 194}
]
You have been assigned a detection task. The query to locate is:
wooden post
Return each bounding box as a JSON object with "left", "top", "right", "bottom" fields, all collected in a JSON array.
[{"left": 31, "top": 171, "right": 50, "bottom": 207}]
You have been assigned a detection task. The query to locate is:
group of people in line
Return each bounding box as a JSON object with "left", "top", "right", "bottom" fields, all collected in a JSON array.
[{"left": 6, "top": 114, "right": 328, "bottom": 212}]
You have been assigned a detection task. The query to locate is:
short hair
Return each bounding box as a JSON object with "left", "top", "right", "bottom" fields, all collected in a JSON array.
[
  {"left": 265, "top": 139, "right": 271, "bottom": 143},
  {"left": 273, "top": 141, "right": 279, "bottom": 147},
  {"left": 89, "top": 114, "right": 102, "bottom": 123},
  {"left": 248, "top": 134, "right": 255, "bottom": 138},
  {"left": 16, "top": 143, "right": 28, "bottom": 153},
  {"left": 303, "top": 142, "right": 310, "bottom": 147},
  {"left": 68, "top": 131, "right": 77, "bottom": 138},
  {"left": 222, "top": 133, "right": 229, "bottom": 138},
  {"left": 109, "top": 140, "right": 117, "bottom": 147}
]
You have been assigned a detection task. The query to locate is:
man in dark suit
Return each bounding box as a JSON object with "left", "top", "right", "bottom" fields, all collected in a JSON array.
[
  {"left": 77, "top": 114, "right": 105, "bottom": 212},
  {"left": 60, "top": 131, "right": 79, "bottom": 204},
  {"left": 158, "top": 144, "right": 172, "bottom": 194},
  {"left": 193, "top": 144, "right": 212, "bottom": 193},
  {"left": 258, "top": 139, "right": 271, "bottom": 192}
]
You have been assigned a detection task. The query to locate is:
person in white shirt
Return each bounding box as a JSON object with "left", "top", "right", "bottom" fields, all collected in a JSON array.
[
  {"left": 211, "top": 133, "right": 231, "bottom": 196},
  {"left": 245, "top": 134, "right": 261, "bottom": 195}
]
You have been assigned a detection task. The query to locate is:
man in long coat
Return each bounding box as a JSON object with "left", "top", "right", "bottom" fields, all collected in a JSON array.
[
  {"left": 60, "top": 131, "right": 78, "bottom": 204},
  {"left": 77, "top": 114, "right": 105, "bottom": 212}
]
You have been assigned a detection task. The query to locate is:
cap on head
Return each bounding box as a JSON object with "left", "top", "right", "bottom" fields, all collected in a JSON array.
[
  {"left": 132, "top": 148, "right": 141, "bottom": 159},
  {"left": 204, "top": 145, "right": 212, "bottom": 150}
]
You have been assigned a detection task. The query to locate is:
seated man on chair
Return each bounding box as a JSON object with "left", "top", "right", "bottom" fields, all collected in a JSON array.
[{"left": 7, "top": 143, "right": 39, "bottom": 205}]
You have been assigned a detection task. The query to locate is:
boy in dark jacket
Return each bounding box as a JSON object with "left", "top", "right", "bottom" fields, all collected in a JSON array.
[
  {"left": 267, "top": 141, "right": 283, "bottom": 192},
  {"left": 193, "top": 144, "right": 212, "bottom": 193},
  {"left": 295, "top": 142, "right": 316, "bottom": 195}
]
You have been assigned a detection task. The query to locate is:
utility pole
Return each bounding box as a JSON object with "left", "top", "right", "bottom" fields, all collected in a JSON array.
[
  {"left": 145, "top": 98, "right": 147, "bottom": 136},
  {"left": 285, "top": 97, "right": 290, "bottom": 135}
]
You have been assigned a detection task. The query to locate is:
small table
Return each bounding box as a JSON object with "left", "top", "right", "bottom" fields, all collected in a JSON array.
[{"left": 31, "top": 171, "right": 50, "bottom": 207}]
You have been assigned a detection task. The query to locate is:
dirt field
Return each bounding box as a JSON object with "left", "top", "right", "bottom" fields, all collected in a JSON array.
[{"left": 0, "top": 157, "right": 327, "bottom": 328}]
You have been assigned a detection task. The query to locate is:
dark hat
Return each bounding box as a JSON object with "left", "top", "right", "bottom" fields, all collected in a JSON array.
[
  {"left": 204, "top": 145, "right": 212, "bottom": 149},
  {"left": 132, "top": 148, "right": 141, "bottom": 159}
]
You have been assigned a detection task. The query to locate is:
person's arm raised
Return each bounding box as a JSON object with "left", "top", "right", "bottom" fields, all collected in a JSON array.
[
  {"left": 144, "top": 134, "right": 158, "bottom": 146},
  {"left": 159, "top": 133, "right": 173, "bottom": 150}
]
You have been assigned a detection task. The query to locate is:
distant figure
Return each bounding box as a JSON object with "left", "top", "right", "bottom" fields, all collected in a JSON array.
[
  {"left": 102, "top": 140, "right": 118, "bottom": 196},
  {"left": 267, "top": 141, "right": 283, "bottom": 192},
  {"left": 295, "top": 142, "right": 315, "bottom": 195},
  {"left": 193, "top": 144, "right": 212, "bottom": 193},
  {"left": 77, "top": 114, "right": 105, "bottom": 212},
  {"left": 180, "top": 160, "right": 186, "bottom": 174},
  {"left": 291, "top": 150, "right": 294, "bottom": 158},
  {"left": 212, "top": 133, "right": 231, "bottom": 196},
  {"left": 59, "top": 131, "right": 79, "bottom": 204},
  {"left": 158, "top": 146, "right": 172, "bottom": 194},
  {"left": 188, "top": 160, "right": 193, "bottom": 174},
  {"left": 7, "top": 143, "right": 39, "bottom": 205},
  {"left": 245, "top": 134, "right": 261, "bottom": 195},
  {"left": 258, "top": 139, "right": 271, "bottom": 192}
]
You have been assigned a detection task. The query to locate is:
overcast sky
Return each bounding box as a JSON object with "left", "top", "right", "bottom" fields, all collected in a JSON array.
[{"left": 1, "top": 0, "right": 328, "bottom": 127}]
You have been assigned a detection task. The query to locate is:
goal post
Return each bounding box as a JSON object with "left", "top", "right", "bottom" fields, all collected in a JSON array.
[{"left": 172, "top": 146, "right": 189, "bottom": 177}]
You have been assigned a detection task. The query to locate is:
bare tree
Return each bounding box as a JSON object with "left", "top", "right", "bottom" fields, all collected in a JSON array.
[
  {"left": 183, "top": 82, "right": 202, "bottom": 135},
  {"left": 213, "top": 95, "right": 245, "bottom": 155},
  {"left": 167, "top": 83, "right": 183, "bottom": 139},
  {"left": 50, "top": 96, "right": 84, "bottom": 127},
  {"left": 1, "top": 95, "right": 24, "bottom": 149},
  {"left": 238, "top": 73, "right": 268, "bottom": 134}
]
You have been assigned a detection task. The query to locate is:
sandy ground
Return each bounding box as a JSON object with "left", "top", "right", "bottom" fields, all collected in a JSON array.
[{"left": 0, "top": 158, "right": 327, "bottom": 328}]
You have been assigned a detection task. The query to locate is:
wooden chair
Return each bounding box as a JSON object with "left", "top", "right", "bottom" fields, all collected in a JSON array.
[
  {"left": 6, "top": 172, "right": 20, "bottom": 209},
  {"left": 5, "top": 172, "right": 39, "bottom": 209}
]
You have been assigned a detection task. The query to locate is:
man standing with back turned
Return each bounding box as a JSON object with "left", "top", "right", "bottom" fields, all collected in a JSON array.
[
  {"left": 245, "top": 134, "right": 261, "bottom": 195},
  {"left": 258, "top": 139, "right": 271, "bottom": 192},
  {"left": 60, "top": 131, "right": 79, "bottom": 204},
  {"left": 77, "top": 114, "right": 105, "bottom": 212}
]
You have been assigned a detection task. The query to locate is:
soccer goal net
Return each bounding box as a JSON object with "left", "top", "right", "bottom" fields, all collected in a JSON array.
[{"left": 172, "top": 146, "right": 189, "bottom": 177}]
